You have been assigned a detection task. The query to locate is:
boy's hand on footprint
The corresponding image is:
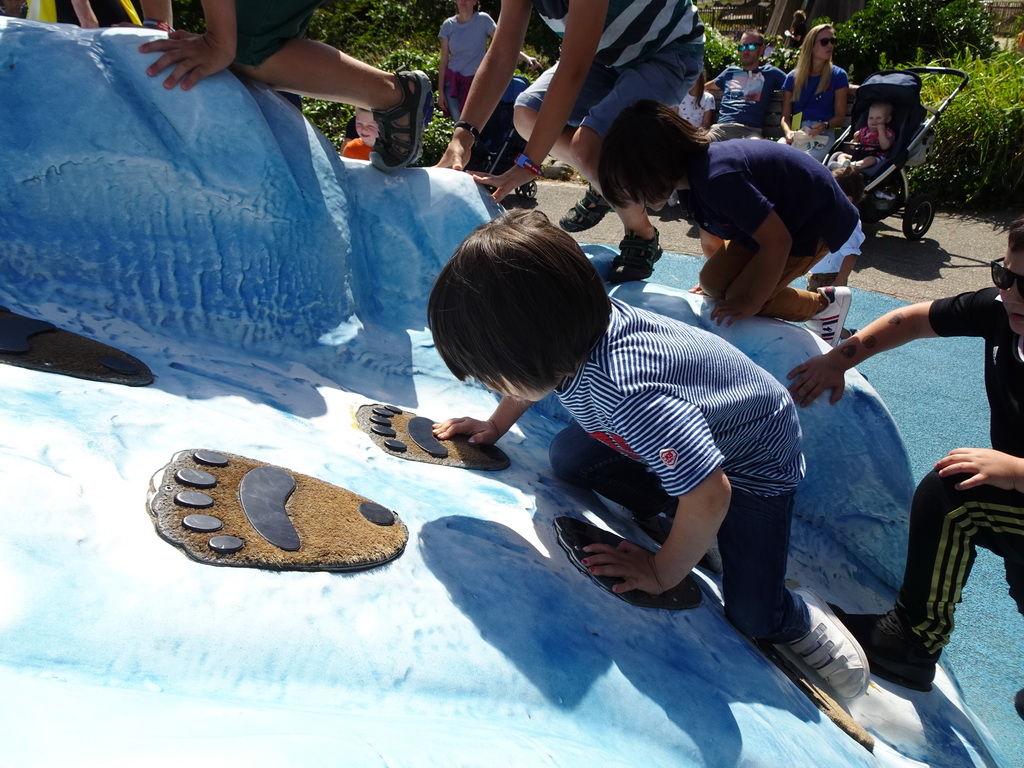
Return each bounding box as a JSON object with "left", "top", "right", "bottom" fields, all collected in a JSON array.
[
  {"left": 432, "top": 416, "right": 499, "bottom": 445},
  {"left": 582, "top": 540, "right": 664, "bottom": 595}
]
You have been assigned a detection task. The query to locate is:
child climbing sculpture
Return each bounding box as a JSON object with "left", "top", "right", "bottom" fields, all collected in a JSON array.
[
  {"left": 428, "top": 209, "right": 871, "bottom": 701},
  {"left": 138, "top": 0, "right": 431, "bottom": 172}
]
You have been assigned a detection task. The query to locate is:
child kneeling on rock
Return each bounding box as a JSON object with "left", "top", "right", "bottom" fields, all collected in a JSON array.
[
  {"left": 599, "top": 99, "right": 861, "bottom": 347},
  {"left": 427, "top": 209, "right": 870, "bottom": 700}
]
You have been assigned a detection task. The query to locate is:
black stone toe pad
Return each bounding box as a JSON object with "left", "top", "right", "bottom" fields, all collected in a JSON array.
[
  {"left": 553, "top": 516, "right": 702, "bottom": 610},
  {"left": 356, "top": 404, "right": 509, "bottom": 471},
  {"left": 148, "top": 449, "right": 408, "bottom": 572},
  {"left": 0, "top": 307, "right": 153, "bottom": 386}
]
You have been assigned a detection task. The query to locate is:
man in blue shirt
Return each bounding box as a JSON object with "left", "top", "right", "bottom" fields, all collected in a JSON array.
[{"left": 707, "top": 29, "right": 785, "bottom": 141}]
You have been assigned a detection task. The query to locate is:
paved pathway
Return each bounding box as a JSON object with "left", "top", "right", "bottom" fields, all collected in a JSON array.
[{"left": 504, "top": 180, "right": 1017, "bottom": 304}]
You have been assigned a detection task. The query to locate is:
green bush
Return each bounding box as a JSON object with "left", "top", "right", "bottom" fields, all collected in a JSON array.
[
  {"left": 834, "top": 0, "right": 997, "bottom": 82},
  {"left": 910, "top": 50, "right": 1024, "bottom": 208},
  {"left": 418, "top": 113, "right": 455, "bottom": 168}
]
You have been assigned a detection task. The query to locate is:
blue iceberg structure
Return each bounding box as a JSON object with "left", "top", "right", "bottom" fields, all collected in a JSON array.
[{"left": 0, "top": 19, "right": 1010, "bottom": 767}]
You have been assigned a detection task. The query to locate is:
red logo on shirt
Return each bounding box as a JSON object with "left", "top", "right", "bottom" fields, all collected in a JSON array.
[
  {"left": 660, "top": 448, "right": 679, "bottom": 467},
  {"left": 589, "top": 431, "right": 640, "bottom": 460}
]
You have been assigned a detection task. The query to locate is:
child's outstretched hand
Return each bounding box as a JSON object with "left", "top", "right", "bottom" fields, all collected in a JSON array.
[
  {"left": 581, "top": 540, "right": 665, "bottom": 595},
  {"left": 140, "top": 29, "right": 236, "bottom": 90},
  {"left": 468, "top": 165, "right": 538, "bottom": 203},
  {"left": 432, "top": 416, "right": 500, "bottom": 446},
  {"left": 787, "top": 353, "right": 847, "bottom": 406}
]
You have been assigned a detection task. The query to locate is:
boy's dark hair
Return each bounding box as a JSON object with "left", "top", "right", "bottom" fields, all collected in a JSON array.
[
  {"left": 428, "top": 210, "right": 611, "bottom": 393},
  {"left": 1009, "top": 215, "right": 1024, "bottom": 253},
  {"left": 831, "top": 166, "right": 866, "bottom": 205},
  {"left": 599, "top": 99, "right": 711, "bottom": 210}
]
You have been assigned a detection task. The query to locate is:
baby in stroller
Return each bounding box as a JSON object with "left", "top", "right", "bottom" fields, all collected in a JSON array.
[{"left": 829, "top": 101, "right": 895, "bottom": 171}]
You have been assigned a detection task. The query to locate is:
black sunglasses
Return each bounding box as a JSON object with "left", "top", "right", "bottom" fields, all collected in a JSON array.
[
  {"left": 991, "top": 258, "right": 1024, "bottom": 293},
  {"left": 818, "top": 37, "right": 837, "bottom": 46}
]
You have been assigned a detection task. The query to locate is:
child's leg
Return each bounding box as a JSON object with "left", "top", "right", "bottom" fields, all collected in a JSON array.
[
  {"left": 237, "top": 38, "right": 430, "bottom": 170},
  {"left": 581, "top": 50, "right": 701, "bottom": 239},
  {"left": 759, "top": 241, "right": 831, "bottom": 321},
  {"left": 715, "top": 487, "right": 808, "bottom": 642},
  {"left": 834, "top": 253, "right": 857, "bottom": 286},
  {"left": 896, "top": 469, "right": 1024, "bottom": 654},
  {"left": 234, "top": 38, "right": 401, "bottom": 109},
  {"left": 852, "top": 156, "right": 877, "bottom": 170},
  {"left": 807, "top": 272, "right": 839, "bottom": 292},
  {"left": 549, "top": 421, "right": 676, "bottom": 520},
  {"left": 698, "top": 239, "right": 754, "bottom": 299},
  {"left": 702, "top": 239, "right": 826, "bottom": 322}
]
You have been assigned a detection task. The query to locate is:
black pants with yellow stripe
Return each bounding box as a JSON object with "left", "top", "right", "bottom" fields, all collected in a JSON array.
[{"left": 896, "top": 469, "right": 1024, "bottom": 655}]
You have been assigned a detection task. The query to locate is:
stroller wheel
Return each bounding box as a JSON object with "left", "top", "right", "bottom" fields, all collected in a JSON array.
[
  {"left": 515, "top": 180, "right": 538, "bottom": 199},
  {"left": 902, "top": 195, "right": 935, "bottom": 240}
]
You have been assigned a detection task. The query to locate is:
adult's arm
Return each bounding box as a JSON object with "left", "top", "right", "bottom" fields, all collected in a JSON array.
[
  {"left": 466, "top": 0, "right": 608, "bottom": 200},
  {"left": 581, "top": 468, "right": 731, "bottom": 594},
  {"left": 787, "top": 300, "right": 938, "bottom": 406}
]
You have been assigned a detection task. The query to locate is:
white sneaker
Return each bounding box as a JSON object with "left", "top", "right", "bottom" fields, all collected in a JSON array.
[
  {"left": 805, "top": 286, "right": 852, "bottom": 347},
  {"left": 784, "top": 588, "right": 870, "bottom": 699}
]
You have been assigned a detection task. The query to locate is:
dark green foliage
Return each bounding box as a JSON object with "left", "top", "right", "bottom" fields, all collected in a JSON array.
[
  {"left": 910, "top": 51, "right": 1024, "bottom": 208},
  {"left": 833, "top": 0, "right": 996, "bottom": 81}
]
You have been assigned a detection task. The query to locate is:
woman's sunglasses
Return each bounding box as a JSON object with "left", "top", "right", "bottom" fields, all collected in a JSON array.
[
  {"left": 737, "top": 43, "right": 760, "bottom": 51},
  {"left": 991, "top": 258, "right": 1024, "bottom": 293},
  {"left": 817, "top": 37, "right": 837, "bottom": 46}
]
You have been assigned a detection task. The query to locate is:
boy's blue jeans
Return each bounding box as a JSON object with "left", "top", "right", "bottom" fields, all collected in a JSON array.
[{"left": 550, "top": 422, "right": 809, "bottom": 643}]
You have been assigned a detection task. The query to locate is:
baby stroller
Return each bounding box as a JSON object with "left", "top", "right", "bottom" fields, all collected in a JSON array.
[
  {"left": 828, "top": 67, "right": 969, "bottom": 240},
  {"left": 464, "top": 75, "right": 538, "bottom": 199}
]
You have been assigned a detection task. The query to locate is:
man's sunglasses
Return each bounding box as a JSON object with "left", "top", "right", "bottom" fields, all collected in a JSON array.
[
  {"left": 818, "top": 37, "right": 837, "bottom": 46},
  {"left": 991, "top": 258, "right": 1024, "bottom": 293},
  {"left": 737, "top": 43, "right": 761, "bottom": 51}
]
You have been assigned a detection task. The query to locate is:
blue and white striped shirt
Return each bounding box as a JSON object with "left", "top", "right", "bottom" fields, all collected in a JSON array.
[
  {"left": 531, "top": 0, "right": 704, "bottom": 70},
  {"left": 557, "top": 299, "right": 804, "bottom": 497}
]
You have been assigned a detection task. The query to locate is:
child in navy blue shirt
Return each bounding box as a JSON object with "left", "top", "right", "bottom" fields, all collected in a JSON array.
[
  {"left": 428, "top": 209, "right": 870, "bottom": 699},
  {"left": 600, "top": 99, "right": 860, "bottom": 347}
]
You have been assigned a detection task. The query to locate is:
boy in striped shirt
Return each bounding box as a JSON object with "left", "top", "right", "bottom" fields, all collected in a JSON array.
[{"left": 428, "top": 209, "right": 869, "bottom": 699}]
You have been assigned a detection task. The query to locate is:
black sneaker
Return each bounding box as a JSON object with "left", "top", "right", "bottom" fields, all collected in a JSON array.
[
  {"left": 609, "top": 229, "right": 662, "bottom": 284},
  {"left": 832, "top": 607, "right": 939, "bottom": 692}
]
